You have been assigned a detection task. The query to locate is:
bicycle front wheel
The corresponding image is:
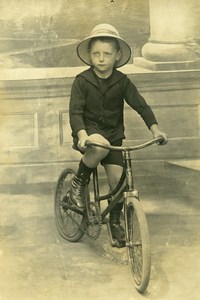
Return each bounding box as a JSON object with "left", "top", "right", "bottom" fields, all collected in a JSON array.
[
  {"left": 54, "top": 168, "right": 86, "bottom": 242},
  {"left": 125, "top": 196, "right": 151, "bottom": 293}
]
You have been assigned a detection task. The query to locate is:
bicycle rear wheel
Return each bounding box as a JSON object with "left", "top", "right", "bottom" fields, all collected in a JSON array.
[
  {"left": 125, "top": 196, "right": 151, "bottom": 293},
  {"left": 54, "top": 168, "right": 87, "bottom": 242}
]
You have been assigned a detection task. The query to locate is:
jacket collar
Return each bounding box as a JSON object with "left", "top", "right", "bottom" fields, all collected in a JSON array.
[{"left": 77, "top": 67, "right": 125, "bottom": 89}]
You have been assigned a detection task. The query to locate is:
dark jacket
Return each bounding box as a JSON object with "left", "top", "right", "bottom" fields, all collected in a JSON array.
[{"left": 69, "top": 67, "right": 157, "bottom": 143}]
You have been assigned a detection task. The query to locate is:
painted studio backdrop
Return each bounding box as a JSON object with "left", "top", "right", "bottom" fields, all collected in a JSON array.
[
  {"left": 0, "top": 0, "right": 149, "bottom": 68},
  {"left": 0, "top": 0, "right": 200, "bottom": 198}
]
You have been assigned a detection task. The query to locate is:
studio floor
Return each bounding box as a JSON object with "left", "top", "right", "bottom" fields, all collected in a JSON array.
[{"left": 0, "top": 181, "right": 199, "bottom": 300}]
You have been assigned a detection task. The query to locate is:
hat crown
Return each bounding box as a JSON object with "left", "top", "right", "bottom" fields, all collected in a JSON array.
[
  {"left": 77, "top": 23, "right": 131, "bottom": 68},
  {"left": 90, "top": 24, "right": 120, "bottom": 38}
]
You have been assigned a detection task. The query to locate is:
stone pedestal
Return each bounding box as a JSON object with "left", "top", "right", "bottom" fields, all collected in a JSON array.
[{"left": 134, "top": 0, "right": 200, "bottom": 71}]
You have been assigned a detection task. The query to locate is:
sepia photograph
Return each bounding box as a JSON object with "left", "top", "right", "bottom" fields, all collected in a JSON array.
[{"left": 0, "top": 0, "right": 200, "bottom": 299}]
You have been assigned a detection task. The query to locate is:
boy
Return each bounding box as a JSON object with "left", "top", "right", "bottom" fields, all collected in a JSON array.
[{"left": 69, "top": 24, "right": 168, "bottom": 246}]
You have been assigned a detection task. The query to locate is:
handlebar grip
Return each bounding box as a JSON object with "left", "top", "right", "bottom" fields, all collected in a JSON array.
[{"left": 156, "top": 136, "right": 165, "bottom": 145}]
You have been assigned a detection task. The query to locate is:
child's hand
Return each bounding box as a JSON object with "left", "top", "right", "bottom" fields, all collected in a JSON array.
[
  {"left": 77, "top": 137, "right": 88, "bottom": 152},
  {"left": 154, "top": 131, "right": 168, "bottom": 145},
  {"left": 150, "top": 124, "right": 168, "bottom": 145},
  {"left": 77, "top": 129, "right": 89, "bottom": 152}
]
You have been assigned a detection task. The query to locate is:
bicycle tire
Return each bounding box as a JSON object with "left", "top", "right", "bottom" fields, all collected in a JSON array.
[
  {"left": 125, "top": 196, "right": 151, "bottom": 293},
  {"left": 54, "top": 168, "right": 87, "bottom": 242}
]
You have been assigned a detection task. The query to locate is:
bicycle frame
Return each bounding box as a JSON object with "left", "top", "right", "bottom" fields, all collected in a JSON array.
[
  {"left": 55, "top": 136, "right": 165, "bottom": 292},
  {"left": 91, "top": 149, "right": 140, "bottom": 222},
  {"left": 87, "top": 136, "right": 164, "bottom": 221}
]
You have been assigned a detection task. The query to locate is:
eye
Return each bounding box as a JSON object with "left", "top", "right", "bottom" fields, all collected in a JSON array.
[{"left": 93, "top": 52, "right": 99, "bottom": 56}]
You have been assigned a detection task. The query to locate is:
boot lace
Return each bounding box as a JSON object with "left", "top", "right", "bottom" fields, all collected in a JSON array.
[{"left": 72, "top": 177, "right": 86, "bottom": 196}]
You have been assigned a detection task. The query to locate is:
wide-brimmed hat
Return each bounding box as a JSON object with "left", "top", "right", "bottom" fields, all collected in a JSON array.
[{"left": 77, "top": 23, "right": 132, "bottom": 68}]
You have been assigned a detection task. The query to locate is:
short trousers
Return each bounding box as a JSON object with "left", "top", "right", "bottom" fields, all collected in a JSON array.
[
  {"left": 73, "top": 137, "right": 124, "bottom": 167},
  {"left": 100, "top": 139, "right": 124, "bottom": 167}
]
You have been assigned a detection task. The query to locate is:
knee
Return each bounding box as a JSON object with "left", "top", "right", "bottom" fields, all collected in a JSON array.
[
  {"left": 96, "top": 137, "right": 110, "bottom": 157},
  {"left": 89, "top": 134, "right": 110, "bottom": 157},
  {"left": 93, "top": 145, "right": 109, "bottom": 157}
]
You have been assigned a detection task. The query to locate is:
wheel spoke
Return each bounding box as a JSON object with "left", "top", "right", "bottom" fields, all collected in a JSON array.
[
  {"left": 54, "top": 169, "right": 87, "bottom": 242},
  {"left": 63, "top": 209, "right": 85, "bottom": 234},
  {"left": 86, "top": 202, "right": 102, "bottom": 240}
]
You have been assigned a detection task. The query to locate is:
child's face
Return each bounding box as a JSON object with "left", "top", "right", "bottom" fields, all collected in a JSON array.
[{"left": 89, "top": 40, "right": 121, "bottom": 78}]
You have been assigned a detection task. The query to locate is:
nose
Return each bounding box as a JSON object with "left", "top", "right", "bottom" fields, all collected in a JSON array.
[{"left": 99, "top": 53, "right": 104, "bottom": 62}]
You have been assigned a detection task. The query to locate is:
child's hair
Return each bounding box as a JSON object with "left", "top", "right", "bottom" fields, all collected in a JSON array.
[{"left": 88, "top": 37, "right": 121, "bottom": 52}]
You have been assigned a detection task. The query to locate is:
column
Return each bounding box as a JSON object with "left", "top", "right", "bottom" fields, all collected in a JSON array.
[{"left": 134, "top": 0, "right": 200, "bottom": 71}]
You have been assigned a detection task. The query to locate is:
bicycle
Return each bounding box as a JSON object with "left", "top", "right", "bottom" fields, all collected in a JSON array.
[{"left": 54, "top": 136, "right": 164, "bottom": 293}]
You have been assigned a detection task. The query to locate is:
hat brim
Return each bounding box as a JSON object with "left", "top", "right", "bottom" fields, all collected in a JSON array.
[{"left": 77, "top": 33, "right": 132, "bottom": 68}]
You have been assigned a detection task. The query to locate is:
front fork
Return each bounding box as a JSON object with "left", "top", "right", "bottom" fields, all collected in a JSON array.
[
  {"left": 123, "top": 190, "right": 139, "bottom": 248},
  {"left": 106, "top": 190, "right": 139, "bottom": 247}
]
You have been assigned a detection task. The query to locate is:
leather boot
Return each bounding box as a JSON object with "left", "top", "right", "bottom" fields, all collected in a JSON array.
[
  {"left": 70, "top": 160, "right": 94, "bottom": 208},
  {"left": 70, "top": 175, "right": 87, "bottom": 208},
  {"left": 109, "top": 202, "right": 125, "bottom": 242}
]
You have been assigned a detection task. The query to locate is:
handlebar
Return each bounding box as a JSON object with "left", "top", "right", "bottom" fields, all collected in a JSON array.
[{"left": 86, "top": 136, "right": 164, "bottom": 152}]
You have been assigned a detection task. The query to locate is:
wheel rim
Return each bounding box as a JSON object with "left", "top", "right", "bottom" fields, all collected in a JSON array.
[
  {"left": 55, "top": 171, "right": 84, "bottom": 239},
  {"left": 127, "top": 203, "right": 143, "bottom": 287}
]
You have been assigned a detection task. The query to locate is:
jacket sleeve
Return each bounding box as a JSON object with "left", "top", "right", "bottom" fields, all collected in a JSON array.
[
  {"left": 69, "top": 76, "right": 87, "bottom": 136},
  {"left": 122, "top": 76, "right": 158, "bottom": 129}
]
